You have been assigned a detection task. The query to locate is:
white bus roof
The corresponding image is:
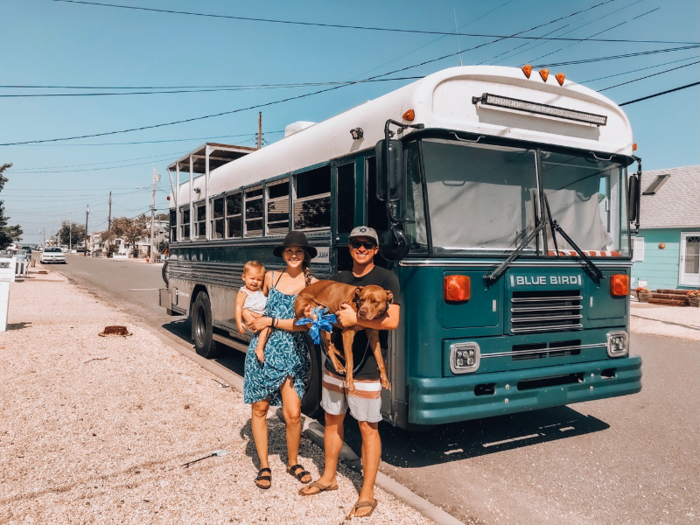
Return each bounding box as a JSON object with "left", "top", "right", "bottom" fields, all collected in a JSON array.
[{"left": 175, "top": 66, "right": 633, "bottom": 205}]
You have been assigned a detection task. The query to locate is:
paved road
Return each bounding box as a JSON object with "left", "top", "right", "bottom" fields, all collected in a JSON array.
[{"left": 49, "top": 255, "right": 699, "bottom": 525}]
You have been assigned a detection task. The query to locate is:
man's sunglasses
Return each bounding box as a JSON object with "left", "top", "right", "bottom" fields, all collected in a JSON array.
[{"left": 350, "top": 240, "right": 377, "bottom": 250}]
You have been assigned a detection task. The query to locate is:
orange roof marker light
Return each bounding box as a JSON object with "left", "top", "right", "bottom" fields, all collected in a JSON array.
[
  {"left": 522, "top": 65, "right": 532, "bottom": 78},
  {"left": 402, "top": 109, "right": 415, "bottom": 121},
  {"left": 633, "top": 143, "right": 638, "bottom": 151},
  {"left": 555, "top": 73, "right": 565, "bottom": 86},
  {"left": 539, "top": 69, "right": 550, "bottom": 82}
]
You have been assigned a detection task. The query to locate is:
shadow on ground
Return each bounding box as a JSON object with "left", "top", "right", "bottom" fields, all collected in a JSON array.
[{"left": 340, "top": 406, "right": 609, "bottom": 468}]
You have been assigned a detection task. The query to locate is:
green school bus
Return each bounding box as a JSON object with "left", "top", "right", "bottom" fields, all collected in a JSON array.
[{"left": 160, "top": 66, "right": 642, "bottom": 429}]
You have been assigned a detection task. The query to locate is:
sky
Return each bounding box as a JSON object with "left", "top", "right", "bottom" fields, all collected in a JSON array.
[{"left": 1, "top": 0, "right": 699, "bottom": 245}]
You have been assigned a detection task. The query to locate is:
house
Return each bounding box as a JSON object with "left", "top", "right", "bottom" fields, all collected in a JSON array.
[{"left": 631, "top": 165, "right": 700, "bottom": 290}]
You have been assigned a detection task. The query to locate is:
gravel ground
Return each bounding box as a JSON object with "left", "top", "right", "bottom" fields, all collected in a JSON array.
[{"left": 0, "top": 271, "right": 436, "bottom": 525}]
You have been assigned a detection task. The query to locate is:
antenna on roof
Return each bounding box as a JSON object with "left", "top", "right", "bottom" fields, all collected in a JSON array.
[{"left": 454, "top": 9, "right": 463, "bottom": 67}]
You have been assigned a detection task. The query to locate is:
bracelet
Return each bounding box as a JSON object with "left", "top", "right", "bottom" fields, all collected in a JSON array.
[{"left": 271, "top": 318, "right": 277, "bottom": 328}]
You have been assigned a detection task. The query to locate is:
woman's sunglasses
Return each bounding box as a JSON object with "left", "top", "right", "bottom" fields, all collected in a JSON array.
[{"left": 350, "top": 240, "right": 377, "bottom": 250}]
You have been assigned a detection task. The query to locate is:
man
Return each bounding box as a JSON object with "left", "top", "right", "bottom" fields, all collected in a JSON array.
[{"left": 300, "top": 226, "right": 401, "bottom": 519}]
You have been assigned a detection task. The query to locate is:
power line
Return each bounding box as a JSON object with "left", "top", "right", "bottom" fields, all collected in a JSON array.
[
  {"left": 619, "top": 80, "right": 700, "bottom": 106},
  {"left": 491, "top": 0, "right": 645, "bottom": 65},
  {"left": 52, "top": 0, "right": 699, "bottom": 45},
  {"left": 532, "top": 44, "right": 700, "bottom": 67},
  {"left": 0, "top": 77, "right": 420, "bottom": 98},
  {"left": 599, "top": 59, "right": 700, "bottom": 91},
  {"left": 16, "top": 131, "right": 284, "bottom": 147},
  {"left": 8, "top": 151, "right": 187, "bottom": 171},
  {"left": 581, "top": 55, "right": 700, "bottom": 83}
]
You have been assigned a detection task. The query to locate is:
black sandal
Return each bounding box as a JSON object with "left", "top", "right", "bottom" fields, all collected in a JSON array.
[
  {"left": 287, "top": 464, "right": 311, "bottom": 484},
  {"left": 255, "top": 467, "right": 272, "bottom": 490}
]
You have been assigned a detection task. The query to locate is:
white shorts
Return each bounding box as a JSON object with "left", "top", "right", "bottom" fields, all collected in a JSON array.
[{"left": 320, "top": 369, "right": 382, "bottom": 423}]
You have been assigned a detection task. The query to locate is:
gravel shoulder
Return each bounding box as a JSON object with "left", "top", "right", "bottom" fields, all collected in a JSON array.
[{"left": 0, "top": 271, "right": 436, "bottom": 525}]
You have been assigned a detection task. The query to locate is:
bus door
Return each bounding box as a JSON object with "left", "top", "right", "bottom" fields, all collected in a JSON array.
[
  {"left": 364, "top": 155, "right": 399, "bottom": 424},
  {"left": 334, "top": 160, "right": 358, "bottom": 272}
]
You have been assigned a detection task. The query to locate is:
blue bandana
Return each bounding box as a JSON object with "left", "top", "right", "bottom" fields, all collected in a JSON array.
[{"left": 295, "top": 306, "right": 337, "bottom": 344}]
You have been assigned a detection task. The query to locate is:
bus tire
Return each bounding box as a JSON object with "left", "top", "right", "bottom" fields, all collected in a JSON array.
[
  {"left": 191, "top": 291, "right": 219, "bottom": 358},
  {"left": 161, "top": 260, "right": 169, "bottom": 286},
  {"left": 301, "top": 338, "right": 324, "bottom": 419}
]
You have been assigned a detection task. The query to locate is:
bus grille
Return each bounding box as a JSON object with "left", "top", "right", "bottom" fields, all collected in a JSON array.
[{"left": 510, "top": 290, "right": 582, "bottom": 334}]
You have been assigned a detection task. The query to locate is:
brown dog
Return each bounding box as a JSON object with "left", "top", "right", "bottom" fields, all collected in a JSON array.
[{"left": 294, "top": 280, "right": 393, "bottom": 392}]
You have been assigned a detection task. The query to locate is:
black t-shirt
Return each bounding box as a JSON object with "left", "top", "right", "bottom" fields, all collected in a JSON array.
[{"left": 324, "top": 266, "right": 401, "bottom": 380}]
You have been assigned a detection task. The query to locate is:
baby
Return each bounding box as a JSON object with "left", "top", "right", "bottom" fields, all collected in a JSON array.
[{"left": 235, "top": 261, "right": 269, "bottom": 362}]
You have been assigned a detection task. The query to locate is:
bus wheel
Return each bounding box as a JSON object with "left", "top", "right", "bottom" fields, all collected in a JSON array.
[
  {"left": 301, "top": 338, "right": 324, "bottom": 419},
  {"left": 161, "top": 260, "right": 169, "bottom": 286},
  {"left": 191, "top": 291, "right": 219, "bottom": 358}
]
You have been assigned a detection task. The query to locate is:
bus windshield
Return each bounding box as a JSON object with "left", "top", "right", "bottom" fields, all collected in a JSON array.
[{"left": 418, "top": 139, "right": 630, "bottom": 257}]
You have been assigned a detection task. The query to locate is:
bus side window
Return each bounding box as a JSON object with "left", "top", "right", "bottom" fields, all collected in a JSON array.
[
  {"left": 211, "top": 197, "right": 225, "bottom": 239},
  {"left": 267, "top": 178, "right": 290, "bottom": 235},
  {"left": 194, "top": 202, "right": 206, "bottom": 239},
  {"left": 169, "top": 209, "right": 176, "bottom": 242},
  {"left": 226, "top": 192, "right": 242, "bottom": 238},
  {"left": 180, "top": 207, "right": 190, "bottom": 240},
  {"left": 245, "top": 186, "right": 264, "bottom": 237},
  {"left": 294, "top": 166, "right": 331, "bottom": 231}
]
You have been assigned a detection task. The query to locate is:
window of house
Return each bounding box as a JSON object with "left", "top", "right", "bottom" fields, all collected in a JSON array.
[
  {"left": 245, "top": 186, "right": 264, "bottom": 237},
  {"left": 293, "top": 166, "right": 331, "bottom": 231},
  {"left": 180, "top": 207, "right": 191, "bottom": 239},
  {"left": 337, "top": 163, "right": 355, "bottom": 232},
  {"left": 267, "top": 178, "right": 290, "bottom": 235},
  {"left": 632, "top": 236, "right": 644, "bottom": 262},
  {"left": 211, "top": 196, "right": 225, "bottom": 239},
  {"left": 194, "top": 202, "right": 206, "bottom": 239},
  {"left": 226, "top": 192, "right": 242, "bottom": 238}
]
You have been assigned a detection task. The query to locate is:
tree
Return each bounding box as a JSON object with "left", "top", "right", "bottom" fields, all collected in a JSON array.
[
  {"left": 111, "top": 215, "right": 148, "bottom": 257},
  {"left": 57, "top": 221, "right": 86, "bottom": 247},
  {"left": 0, "top": 163, "right": 23, "bottom": 249}
]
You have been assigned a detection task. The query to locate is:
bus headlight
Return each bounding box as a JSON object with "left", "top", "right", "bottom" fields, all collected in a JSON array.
[
  {"left": 450, "top": 342, "right": 480, "bottom": 374},
  {"left": 606, "top": 331, "right": 629, "bottom": 358}
]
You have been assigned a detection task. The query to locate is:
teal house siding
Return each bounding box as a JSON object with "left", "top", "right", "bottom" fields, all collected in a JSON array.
[{"left": 632, "top": 229, "right": 689, "bottom": 290}]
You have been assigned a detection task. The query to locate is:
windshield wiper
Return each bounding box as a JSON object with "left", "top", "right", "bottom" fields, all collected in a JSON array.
[
  {"left": 483, "top": 220, "right": 547, "bottom": 286},
  {"left": 543, "top": 193, "right": 604, "bottom": 284}
]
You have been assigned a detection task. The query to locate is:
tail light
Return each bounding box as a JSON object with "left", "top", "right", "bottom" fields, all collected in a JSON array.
[
  {"left": 445, "top": 275, "right": 470, "bottom": 302},
  {"left": 610, "top": 274, "right": 629, "bottom": 296}
]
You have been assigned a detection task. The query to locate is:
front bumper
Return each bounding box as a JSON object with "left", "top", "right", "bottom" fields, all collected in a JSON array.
[{"left": 408, "top": 355, "right": 642, "bottom": 425}]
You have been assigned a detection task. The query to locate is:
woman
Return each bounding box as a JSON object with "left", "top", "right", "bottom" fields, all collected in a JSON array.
[{"left": 242, "top": 231, "right": 318, "bottom": 490}]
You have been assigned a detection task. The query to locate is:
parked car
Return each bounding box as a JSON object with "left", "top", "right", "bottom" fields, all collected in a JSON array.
[
  {"left": 20, "top": 246, "right": 32, "bottom": 258},
  {"left": 40, "top": 247, "right": 67, "bottom": 264}
]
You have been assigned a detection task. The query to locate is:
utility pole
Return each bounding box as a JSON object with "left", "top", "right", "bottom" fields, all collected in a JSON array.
[
  {"left": 108, "top": 191, "right": 112, "bottom": 232},
  {"left": 149, "top": 166, "right": 159, "bottom": 263},
  {"left": 257, "top": 112, "right": 262, "bottom": 149},
  {"left": 85, "top": 204, "right": 89, "bottom": 256},
  {"left": 69, "top": 212, "right": 72, "bottom": 251}
]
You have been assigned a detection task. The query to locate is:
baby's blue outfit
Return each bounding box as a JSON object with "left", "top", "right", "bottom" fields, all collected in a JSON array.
[{"left": 243, "top": 279, "right": 309, "bottom": 405}]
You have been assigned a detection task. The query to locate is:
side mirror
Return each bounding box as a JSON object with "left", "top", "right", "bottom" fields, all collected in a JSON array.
[
  {"left": 628, "top": 174, "right": 639, "bottom": 223},
  {"left": 379, "top": 227, "right": 410, "bottom": 262},
  {"left": 375, "top": 139, "right": 405, "bottom": 202}
]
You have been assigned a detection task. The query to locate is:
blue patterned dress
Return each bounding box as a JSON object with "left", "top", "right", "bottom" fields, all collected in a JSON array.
[{"left": 243, "top": 282, "right": 309, "bottom": 406}]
